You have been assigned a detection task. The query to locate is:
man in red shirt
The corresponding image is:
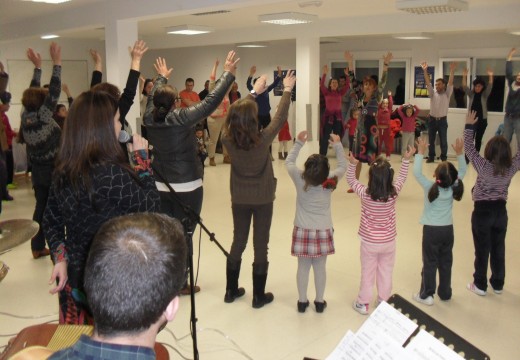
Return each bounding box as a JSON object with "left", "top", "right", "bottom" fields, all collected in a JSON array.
[{"left": 179, "top": 77, "right": 200, "bottom": 108}]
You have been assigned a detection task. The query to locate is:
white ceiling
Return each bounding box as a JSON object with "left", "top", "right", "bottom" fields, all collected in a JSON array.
[{"left": 1, "top": 0, "right": 519, "bottom": 47}]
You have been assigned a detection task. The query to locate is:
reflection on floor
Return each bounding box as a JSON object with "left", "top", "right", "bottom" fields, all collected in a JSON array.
[{"left": 1, "top": 151, "right": 519, "bottom": 359}]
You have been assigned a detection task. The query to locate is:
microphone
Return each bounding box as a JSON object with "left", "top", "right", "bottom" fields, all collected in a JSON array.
[{"left": 118, "top": 130, "right": 133, "bottom": 144}]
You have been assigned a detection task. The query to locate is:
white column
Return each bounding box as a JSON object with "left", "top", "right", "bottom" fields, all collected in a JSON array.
[
  {"left": 295, "top": 36, "right": 320, "bottom": 156},
  {"left": 104, "top": 19, "right": 139, "bottom": 133}
]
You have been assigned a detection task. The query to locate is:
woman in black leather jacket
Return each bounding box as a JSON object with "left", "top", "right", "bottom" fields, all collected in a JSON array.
[{"left": 143, "top": 52, "right": 238, "bottom": 294}]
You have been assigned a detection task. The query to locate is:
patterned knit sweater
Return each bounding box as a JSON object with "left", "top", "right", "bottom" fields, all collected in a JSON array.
[{"left": 21, "top": 66, "right": 62, "bottom": 165}]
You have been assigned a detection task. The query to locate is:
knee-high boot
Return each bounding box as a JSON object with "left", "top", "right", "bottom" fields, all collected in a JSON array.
[
  {"left": 252, "top": 262, "right": 274, "bottom": 309},
  {"left": 224, "top": 259, "right": 245, "bottom": 303}
]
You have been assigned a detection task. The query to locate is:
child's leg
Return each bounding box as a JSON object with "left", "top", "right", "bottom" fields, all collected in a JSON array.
[
  {"left": 436, "top": 225, "right": 454, "bottom": 300},
  {"left": 471, "top": 204, "right": 493, "bottom": 291},
  {"left": 489, "top": 204, "right": 508, "bottom": 291},
  {"left": 312, "top": 256, "right": 327, "bottom": 302},
  {"left": 297, "top": 257, "right": 312, "bottom": 302},
  {"left": 357, "top": 241, "right": 378, "bottom": 304},
  {"left": 375, "top": 241, "right": 396, "bottom": 302},
  {"left": 420, "top": 225, "right": 440, "bottom": 299}
]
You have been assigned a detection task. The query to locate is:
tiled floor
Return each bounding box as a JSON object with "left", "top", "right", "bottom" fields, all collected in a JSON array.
[{"left": 1, "top": 148, "right": 519, "bottom": 359}]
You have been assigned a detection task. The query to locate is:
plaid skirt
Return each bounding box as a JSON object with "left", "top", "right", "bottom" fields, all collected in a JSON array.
[{"left": 291, "top": 226, "right": 335, "bottom": 258}]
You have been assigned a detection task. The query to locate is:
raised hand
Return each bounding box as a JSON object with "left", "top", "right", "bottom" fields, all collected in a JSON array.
[
  {"left": 466, "top": 110, "right": 478, "bottom": 125},
  {"left": 283, "top": 70, "right": 296, "bottom": 91},
  {"left": 451, "top": 138, "right": 464, "bottom": 156},
  {"left": 322, "top": 64, "right": 329, "bottom": 74},
  {"left": 27, "top": 48, "right": 42, "bottom": 68},
  {"left": 403, "top": 144, "right": 416, "bottom": 160},
  {"left": 449, "top": 62, "right": 458, "bottom": 72},
  {"left": 89, "top": 49, "right": 102, "bottom": 71},
  {"left": 344, "top": 51, "right": 353, "bottom": 67},
  {"left": 415, "top": 137, "right": 428, "bottom": 155},
  {"left": 154, "top": 57, "right": 173, "bottom": 79},
  {"left": 130, "top": 40, "right": 148, "bottom": 61},
  {"left": 297, "top": 130, "right": 308, "bottom": 143},
  {"left": 253, "top": 75, "right": 267, "bottom": 95},
  {"left": 507, "top": 47, "right": 516, "bottom": 61},
  {"left": 249, "top": 65, "right": 256, "bottom": 76},
  {"left": 383, "top": 52, "right": 393, "bottom": 65},
  {"left": 420, "top": 61, "right": 428, "bottom": 71},
  {"left": 388, "top": 90, "right": 392, "bottom": 96},
  {"left": 223, "top": 50, "right": 240, "bottom": 75},
  {"left": 277, "top": 66, "right": 282, "bottom": 77},
  {"left": 49, "top": 42, "right": 61, "bottom": 66},
  {"left": 329, "top": 133, "right": 340, "bottom": 144},
  {"left": 347, "top": 151, "right": 359, "bottom": 165}
]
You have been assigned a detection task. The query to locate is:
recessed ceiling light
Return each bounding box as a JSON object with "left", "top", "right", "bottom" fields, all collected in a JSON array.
[
  {"left": 236, "top": 43, "right": 268, "bottom": 48},
  {"left": 396, "top": 0, "right": 468, "bottom": 14},
  {"left": 166, "top": 25, "right": 214, "bottom": 35},
  {"left": 258, "top": 12, "right": 317, "bottom": 25},
  {"left": 393, "top": 32, "right": 433, "bottom": 40},
  {"left": 24, "top": 0, "right": 71, "bottom": 4},
  {"left": 509, "top": 30, "right": 520, "bottom": 36},
  {"left": 41, "top": 34, "right": 60, "bottom": 39}
]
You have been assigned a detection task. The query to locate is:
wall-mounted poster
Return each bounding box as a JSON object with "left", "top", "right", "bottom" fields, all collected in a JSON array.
[
  {"left": 414, "top": 66, "right": 434, "bottom": 98},
  {"left": 273, "top": 69, "right": 296, "bottom": 97}
]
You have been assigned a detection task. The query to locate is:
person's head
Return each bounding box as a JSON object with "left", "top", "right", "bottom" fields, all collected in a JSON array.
[
  {"left": 362, "top": 76, "right": 377, "bottom": 96},
  {"left": 484, "top": 136, "right": 512, "bottom": 176},
  {"left": 0, "top": 91, "right": 11, "bottom": 113},
  {"left": 185, "top": 78, "right": 195, "bottom": 92},
  {"left": 350, "top": 108, "right": 360, "bottom": 120},
  {"left": 302, "top": 154, "right": 330, "bottom": 191},
  {"left": 55, "top": 90, "right": 126, "bottom": 192},
  {"left": 195, "top": 125, "right": 204, "bottom": 139},
  {"left": 153, "top": 85, "right": 177, "bottom": 123},
  {"left": 367, "top": 156, "right": 396, "bottom": 202},
  {"left": 91, "top": 82, "right": 121, "bottom": 102},
  {"left": 404, "top": 104, "right": 415, "bottom": 117},
  {"left": 231, "top": 82, "right": 239, "bottom": 92},
  {"left": 84, "top": 212, "right": 187, "bottom": 337},
  {"left": 339, "top": 75, "right": 347, "bottom": 88},
  {"left": 203, "top": 80, "right": 209, "bottom": 90},
  {"left": 142, "top": 79, "right": 154, "bottom": 95},
  {"left": 435, "top": 78, "right": 447, "bottom": 93},
  {"left": 22, "top": 87, "right": 48, "bottom": 112},
  {"left": 329, "top": 78, "right": 339, "bottom": 91},
  {"left": 472, "top": 78, "right": 486, "bottom": 94},
  {"left": 516, "top": 71, "right": 520, "bottom": 84},
  {"left": 428, "top": 161, "right": 464, "bottom": 202},
  {"left": 55, "top": 104, "right": 68, "bottom": 118},
  {"left": 224, "top": 98, "right": 261, "bottom": 151},
  {"left": 381, "top": 98, "right": 389, "bottom": 109}
]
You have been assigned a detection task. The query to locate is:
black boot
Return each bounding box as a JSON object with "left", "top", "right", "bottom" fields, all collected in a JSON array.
[
  {"left": 252, "top": 262, "right": 274, "bottom": 309},
  {"left": 224, "top": 259, "right": 245, "bottom": 303}
]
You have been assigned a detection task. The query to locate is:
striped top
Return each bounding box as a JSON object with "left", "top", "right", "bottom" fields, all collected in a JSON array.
[
  {"left": 346, "top": 160, "right": 409, "bottom": 244},
  {"left": 464, "top": 125, "right": 520, "bottom": 201}
]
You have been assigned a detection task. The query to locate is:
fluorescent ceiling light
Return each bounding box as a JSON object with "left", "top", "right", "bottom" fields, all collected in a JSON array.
[
  {"left": 509, "top": 30, "right": 520, "bottom": 36},
  {"left": 396, "top": 0, "right": 468, "bottom": 14},
  {"left": 166, "top": 25, "right": 214, "bottom": 35},
  {"left": 236, "top": 43, "right": 268, "bottom": 48},
  {"left": 24, "top": 0, "right": 71, "bottom": 3},
  {"left": 393, "top": 32, "right": 433, "bottom": 40},
  {"left": 258, "top": 12, "right": 317, "bottom": 25},
  {"left": 41, "top": 34, "right": 60, "bottom": 39}
]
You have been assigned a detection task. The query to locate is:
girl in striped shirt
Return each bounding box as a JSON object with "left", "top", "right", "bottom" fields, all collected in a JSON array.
[
  {"left": 464, "top": 110, "right": 520, "bottom": 296},
  {"left": 347, "top": 146, "right": 415, "bottom": 315}
]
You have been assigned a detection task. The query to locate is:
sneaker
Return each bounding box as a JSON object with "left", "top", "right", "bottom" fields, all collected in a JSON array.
[
  {"left": 347, "top": 188, "right": 354, "bottom": 193},
  {"left": 7, "top": 183, "right": 17, "bottom": 190},
  {"left": 467, "top": 282, "right": 486, "bottom": 296},
  {"left": 426, "top": 158, "right": 434, "bottom": 163},
  {"left": 413, "top": 293, "right": 434, "bottom": 306},
  {"left": 352, "top": 301, "right": 369, "bottom": 315},
  {"left": 179, "top": 285, "right": 201, "bottom": 296},
  {"left": 491, "top": 286, "right": 503, "bottom": 295}
]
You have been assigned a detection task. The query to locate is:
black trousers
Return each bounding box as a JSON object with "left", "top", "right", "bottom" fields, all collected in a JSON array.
[
  {"left": 31, "top": 163, "right": 54, "bottom": 251},
  {"left": 419, "top": 225, "right": 454, "bottom": 300},
  {"left": 427, "top": 117, "right": 448, "bottom": 161},
  {"left": 320, "top": 118, "right": 343, "bottom": 156},
  {"left": 159, "top": 186, "right": 203, "bottom": 232},
  {"left": 471, "top": 200, "right": 507, "bottom": 291}
]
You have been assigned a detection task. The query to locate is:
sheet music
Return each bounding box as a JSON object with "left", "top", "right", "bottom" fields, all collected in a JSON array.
[
  {"left": 356, "top": 301, "right": 418, "bottom": 345},
  {"left": 404, "top": 329, "right": 465, "bottom": 360}
]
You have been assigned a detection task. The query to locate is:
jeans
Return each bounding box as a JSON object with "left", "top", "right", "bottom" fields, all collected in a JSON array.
[
  {"left": 428, "top": 117, "right": 448, "bottom": 161},
  {"left": 31, "top": 162, "right": 54, "bottom": 251},
  {"left": 503, "top": 113, "right": 520, "bottom": 144}
]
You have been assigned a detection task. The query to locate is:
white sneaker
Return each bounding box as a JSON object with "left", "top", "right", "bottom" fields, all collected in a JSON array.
[
  {"left": 491, "top": 286, "right": 503, "bottom": 294},
  {"left": 352, "top": 301, "right": 369, "bottom": 315},
  {"left": 413, "top": 293, "right": 434, "bottom": 306},
  {"left": 467, "top": 282, "right": 486, "bottom": 296}
]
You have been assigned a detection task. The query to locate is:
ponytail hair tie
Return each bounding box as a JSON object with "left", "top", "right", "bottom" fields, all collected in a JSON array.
[{"left": 436, "top": 179, "right": 441, "bottom": 184}]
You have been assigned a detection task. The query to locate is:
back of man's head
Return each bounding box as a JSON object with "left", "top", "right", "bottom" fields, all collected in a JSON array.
[{"left": 84, "top": 213, "right": 187, "bottom": 337}]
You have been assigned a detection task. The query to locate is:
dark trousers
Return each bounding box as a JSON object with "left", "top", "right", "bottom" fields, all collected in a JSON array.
[
  {"left": 465, "top": 119, "right": 488, "bottom": 163},
  {"left": 229, "top": 202, "right": 273, "bottom": 265},
  {"left": 349, "top": 135, "right": 355, "bottom": 152},
  {"left": 320, "top": 119, "right": 343, "bottom": 156},
  {"left": 471, "top": 200, "right": 508, "bottom": 291},
  {"left": 428, "top": 117, "right": 448, "bottom": 161},
  {"left": 5, "top": 147, "right": 14, "bottom": 184},
  {"left": 159, "top": 186, "right": 203, "bottom": 231},
  {"left": 31, "top": 163, "right": 54, "bottom": 251},
  {"left": 419, "top": 225, "right": 454, "bottom": 300},
  {"left": 0, "top": 155, "right": 5, "bottom": 213}
]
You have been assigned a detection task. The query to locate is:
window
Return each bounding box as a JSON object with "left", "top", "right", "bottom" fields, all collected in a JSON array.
[{"left": 441, "top": 58, "right": 470, "bottom": 109}]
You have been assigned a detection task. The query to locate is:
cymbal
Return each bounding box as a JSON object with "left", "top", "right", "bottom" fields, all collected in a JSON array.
[{"left": 0, "top": 219, "right": 40, "bottom": 254}]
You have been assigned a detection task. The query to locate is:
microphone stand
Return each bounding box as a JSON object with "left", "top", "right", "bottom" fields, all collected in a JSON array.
[{"left": 151, "top": 163, "right": 229, "bottom": 360}]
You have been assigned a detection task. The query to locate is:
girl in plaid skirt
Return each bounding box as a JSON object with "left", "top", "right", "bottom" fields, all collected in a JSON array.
[{"left": 285, "top": 130, "right": 347, "bottom": 313}]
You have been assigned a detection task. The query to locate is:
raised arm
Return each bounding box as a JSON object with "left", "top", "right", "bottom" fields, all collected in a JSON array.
[
  {"left": 44, "top": 42, "right": 62, "bottom": 112},
  {"left": 447, "top": 62, "right": 457, "bottom": 87},
  {"left": 320, "top": 65, "right": 329, "bottom": 95},
  {"left": 421, "top": 61, "right": 431, "bottom": 88},
  {"left": 285, "top": 130, "right": 306, "bottom": 181},
  {"left": 89, "top": 49, "right": 103, "bottom": 88},
  {"left": 263, "top": 70, "right": 296, "bottom": 139},
  {"left": 463, "top": 110, "right": 482, "bottom": 169},
  {"left": 208, "top": 58, "right": 219, "bottom": 91},
  {"left": 378, "top": 52, "right": 393, "bottom": 99},
  {"left": 484, "top": 66, "right": 494, "bottom": 97},
  {"left": 62, "top": 83, "right": 73, "bottom": 106},
  {"left": 143, "top": 57, "right": 172, "bottom": 124},
  {"left": 266, "top": 66, "right": 282, "bottom": 93},
  {"left": 26, "top": 48, "right": 42, "bottom": 88},
  {"left": 246, "top": 65, "right": 256, "bottom": 91},
  {"left": 461, "top": 68, "right": 470, "bottom": 94},
  {"left": 0, "top": 61, "right": 8, "bottom": 94}
]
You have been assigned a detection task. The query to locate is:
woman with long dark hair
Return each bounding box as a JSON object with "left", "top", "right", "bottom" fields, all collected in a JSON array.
[
  {"left": 43, "top": 90, "right": 159, "bottom": 325},
  {"left": 222, "top": 70, "right": 296, "bottom": 309}
]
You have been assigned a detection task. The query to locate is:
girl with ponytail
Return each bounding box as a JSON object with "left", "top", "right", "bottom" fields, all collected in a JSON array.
[{"left": 412, "top": 136, "right": 466, "bottom": 306}]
